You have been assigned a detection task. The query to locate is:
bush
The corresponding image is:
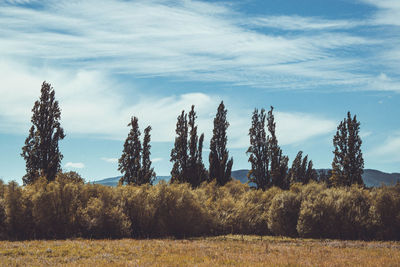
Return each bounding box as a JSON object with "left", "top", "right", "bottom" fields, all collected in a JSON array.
[
  {"left": 268, "top": 191, "right": 301, "bottom": 237},
  {"left": 0, "top": 176, "right": 399, "bottom": 240},
  {"left": 297, "top": 186, "right": 371, "bottom": 240},
  {"left": 78, "top": 186, "right": 131, "bottom": 238},
  {"left": 369, "top": 186, "right": 400, "bottom": 240},
  {"left": 297, "top": 189, "right": 340, "bottom": 238}
]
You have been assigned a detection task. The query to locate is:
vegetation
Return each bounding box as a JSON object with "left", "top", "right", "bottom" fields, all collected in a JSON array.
[
  {"left": 288, "top": 151, "right": 316, "bottom": 184},
  {"left": 9, "top": 81, "right": 399, "bottom": 246},
  {"left": 0, "top": 236, "right": 399, "bottom": 266},
  {"left": 118, "top": 117, "right": 155, "bottom": 185},
  {"left": 21, "top": 81, "right": 65, "bottom": 184},
  {"left": 0, "top": 178, "right": 399, "bottom": 240},
  {"left": 170, "top": 105, "right": 207, "bottom": 188},
  {"left": 331, "top": 111, "right": 364, "bottom": 187},
  {"left": 247, "top": 107, "right": 289, "bottom": 190},
  {"left": 209, "top": 101, "right": 233, "bottom": 186}
]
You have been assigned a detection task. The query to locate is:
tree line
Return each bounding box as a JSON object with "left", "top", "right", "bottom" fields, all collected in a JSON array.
[
  {"left": 21, "top": 81, "right": 365, "bottom": 190},
  {"left": 0, "top": 81, "right": 390, "bottom": 241},
  {"left": 0, "top": 176, "right": 398, "bottom": 240}
]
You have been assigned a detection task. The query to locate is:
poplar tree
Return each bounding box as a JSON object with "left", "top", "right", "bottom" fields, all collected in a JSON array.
[
  {"left": 209, "top": 101, "right": 233, "bottom": 186},
  {"left": 247, "top": 106, "right": 289, "bottom": 190},
  {"left": 140, "top": 126, "right": 156, "bottom": 185},
  {"left": 170, "top": 111, "right": 188, "bottom": 184},
  {"left": 330, "top": 112, "right": 364, "bottom": 187},
  {"left": 118, "top": 117, "right": 155, "bottom": 185},
  {"left": 267, "top": 107, "right": 289, "bottom": 189},
  {"left": 288, "top": 151, "right": 315, "bottom": 184},
  {"left": 247, "top": 108, "right": 269, "bottom": 190},
  {"left": 170, "top": 105, "right": 206, "bottom": 187},
  {"left": 21, "top": 81, "right": 65, "bottom": 184}
]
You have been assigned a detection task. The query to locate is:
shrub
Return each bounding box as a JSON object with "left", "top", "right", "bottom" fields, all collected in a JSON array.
[
  {"left": 369, "top": 186, "right": 400, "bottom": 240},
  {"left": 297, "top": 186, "right": 371, "bottom": 239},
  {"left": 268, "top": 191, "right": 301, "bottom": 237},
  {"left": 297, "top": 189, "right": 339, "bottom": 238},
  {"left": 78, "top": 186, "right": 131, "bottom": 238}
]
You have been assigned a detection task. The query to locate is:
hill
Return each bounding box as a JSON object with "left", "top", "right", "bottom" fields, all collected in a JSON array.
[{"left": 93, "top": 169, "right": 400, "bottom": 187}]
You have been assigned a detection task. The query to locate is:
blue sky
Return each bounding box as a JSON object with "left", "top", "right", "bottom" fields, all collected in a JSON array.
[{"left": 0, "top": 0, "right": 399, "bottom": 183}]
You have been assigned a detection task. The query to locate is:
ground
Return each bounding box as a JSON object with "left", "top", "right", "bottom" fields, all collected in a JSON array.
[{"left": 0, "top": 235, "right": 399, "bottom": 266}]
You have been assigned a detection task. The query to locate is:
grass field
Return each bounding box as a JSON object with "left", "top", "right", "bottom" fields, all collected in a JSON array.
[{"left": 0, "top": 235, "right": 399, "bottom": 266}]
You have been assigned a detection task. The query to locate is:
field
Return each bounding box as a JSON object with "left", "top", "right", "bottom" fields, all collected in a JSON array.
[{"left": 0, "top": 235, "right": 399, "bottom": 266}]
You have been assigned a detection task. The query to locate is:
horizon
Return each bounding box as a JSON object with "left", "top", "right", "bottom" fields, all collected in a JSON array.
[{"left": 1, "top": 0, "right": 400, "bottom": 183}]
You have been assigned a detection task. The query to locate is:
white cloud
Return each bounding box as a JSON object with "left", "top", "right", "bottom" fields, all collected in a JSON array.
[
  {"left": 64, "top": 162, "right": 85, "bottom": 169},
  {"left": 360, "top": 131, "right": 372, "bottom": 138},
  {"left": 0, "top": 0, "right": 381, "bottom": 90},
  {"left": 367, "top": 134, "right": 400, "bottom": 163},
  {"left": 275, "top": 112, "right": 336, "bottom": 146},
  {"left": 225, "top": 109, "right": 336, "bottom": 148},
  {"left": 101, "top": 157, "right": 118, "bottom": 163},
  {"left": 152, "top": 157, "right": 163, "bottom": 163},
  {"left": 0, "top": 59, "right": 337, "bottom": 148},
  {"left": 251, "top": 16, "right": 364, "bottom": 31},
  {"left": 360, "top": 0, "right": 400, "bottom": 26}
]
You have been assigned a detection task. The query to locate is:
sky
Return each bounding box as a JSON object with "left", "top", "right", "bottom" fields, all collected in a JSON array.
[{"left": 0, "top": 0, "right": 399, "bottom": 183}]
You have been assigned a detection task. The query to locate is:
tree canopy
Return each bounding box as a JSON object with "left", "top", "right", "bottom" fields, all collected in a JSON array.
[
  {"left": 21, "top": 81, "right": 65, "bottom": 184},
  {"left": 331, "top": 111, "right": 364, "bottom": 187},
  {"left": 209, "top": 101, "right": 233, "bottom": 186}
]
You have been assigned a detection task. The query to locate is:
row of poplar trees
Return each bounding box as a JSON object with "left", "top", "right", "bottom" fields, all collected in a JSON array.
[
  {"left": 21, "top": 81, "right": 364, "bottom": 190},
  {"left": 118, "top": 103, "right": 233, "bottom": 188}
]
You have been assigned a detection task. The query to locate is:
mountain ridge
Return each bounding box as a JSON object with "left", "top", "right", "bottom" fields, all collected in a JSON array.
[{"left": 93, "top": 169, "right": 400, "bottom": 187}]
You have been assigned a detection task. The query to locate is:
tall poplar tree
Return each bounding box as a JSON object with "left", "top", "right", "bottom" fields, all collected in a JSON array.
[
  {"left": 140, "top": 126, "right": 156, "bottom": 185},
  {"left": 170, "top": 111, "right": 188, "bottom": 184},
  {"left": 170, "top": 105, "right": 206, "bottom": 187},
  {"left": 247, "top": 108, "right": 269, "bottom": 190},
  {"left": 267, "top": 106, "right": 289, "bottom": 189},
  {"left": 247, "top": 106, "right": 289, "bottom": 190},
  {"left": 118, "top": 117, "right": 155, "bottom": 185},
  {"left": 288, "top": 151, "right": 315, "bottom": 184},
  {"left": 209, "top": 101, "right": 233, "bottom": 186},
  {"left": 330, "top": 112, "right": 364, "bottom": 187},
  {"left": 21, "top": 81, "right": 65, "bottom": 184}
]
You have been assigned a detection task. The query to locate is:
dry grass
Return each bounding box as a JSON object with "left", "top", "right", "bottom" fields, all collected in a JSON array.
[{"left": 0, "top": 235, "right": 399, "bottom": 266}]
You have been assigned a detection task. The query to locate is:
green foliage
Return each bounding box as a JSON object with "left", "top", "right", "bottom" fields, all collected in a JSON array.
[
  {"left": 118, "top": 117, "right": 155, "bottom": 185},
  {"left": 288, "top": 151, "right": 316, "bottom": 184},
  {"left": 0, "top": 178, "right": 399, "bottom": 240},
  {"left": 267, "top": 107, "right": 289, "bottom": 189},
  {"left": 247, "top": 108, "right": 269, "bottom": 190},
  {"left": 170, "top": 111, "right": 188, "bottom": 184},
  {"left": 21, "top": 81, "right": 65, "bottom": 184},
  {"left": 268, "top": 191, "right": 301, "bottom": 237},
  {"left": 170, "top": 106, "right": 207, "bottom": 188},
  {"left": 331, "top": 112, "right": 364, "bottom": 187},
  {"left": 369, "top": 185, "right": 400, "bottom": 240},
  {"left": 78, "top": 189, "right": 131, "bottom": 238},
  {"left": 209, "top": 101, "right": 233, "bottom": 186},
  {"left": 297, "top": 184, "right": 371, "bottom": 239},
  {"left": 247, "top": 107, "right": 289, "bottom": 190}
]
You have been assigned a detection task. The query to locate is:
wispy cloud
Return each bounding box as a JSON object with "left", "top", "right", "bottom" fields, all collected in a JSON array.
[
  {"left": 0, "top": 0, "right": 396, "bottom": 152},
  {"left": 250, "top": 16, "right": 364, "bottom": 31},
  {"left": 101, "top": 157, "right": 118, "bottom": 163},
  {"left": 360, "top": 0, "right": 400, "bottom": 26},
  {"left": 367, "top": 134, "right": 400, "bottom": 163},
  {"left": 152, "top": 157, "right": 163, "bottom": 163},
  {"left": 0, "top": 0, "right": 390, "bottom": 90},
  {"left": 64, "top": 162, "right": 85, "bottom": 169}
]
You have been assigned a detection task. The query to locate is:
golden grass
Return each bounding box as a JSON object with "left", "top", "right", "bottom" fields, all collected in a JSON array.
[{"left": 0, "top": 235, "right": 399, "bottom": 266}]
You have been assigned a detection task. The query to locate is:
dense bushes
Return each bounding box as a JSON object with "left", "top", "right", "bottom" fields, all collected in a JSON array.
[{"left": 0, "top": 176, "right": 399, "bottom": 240}]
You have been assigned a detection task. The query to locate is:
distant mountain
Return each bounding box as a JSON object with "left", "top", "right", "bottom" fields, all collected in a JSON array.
[
  {"left": 93, "top": 176, "right": 170, "bottom": 186},
  {"left": 93, "top": 169, "right": 400, "bottom": 187},
  {"left": 229, "top": 169, "right": 400, "bottom": 188},
  {"left": 362, "top": 169, "right": 400, "bottom": 187}
]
